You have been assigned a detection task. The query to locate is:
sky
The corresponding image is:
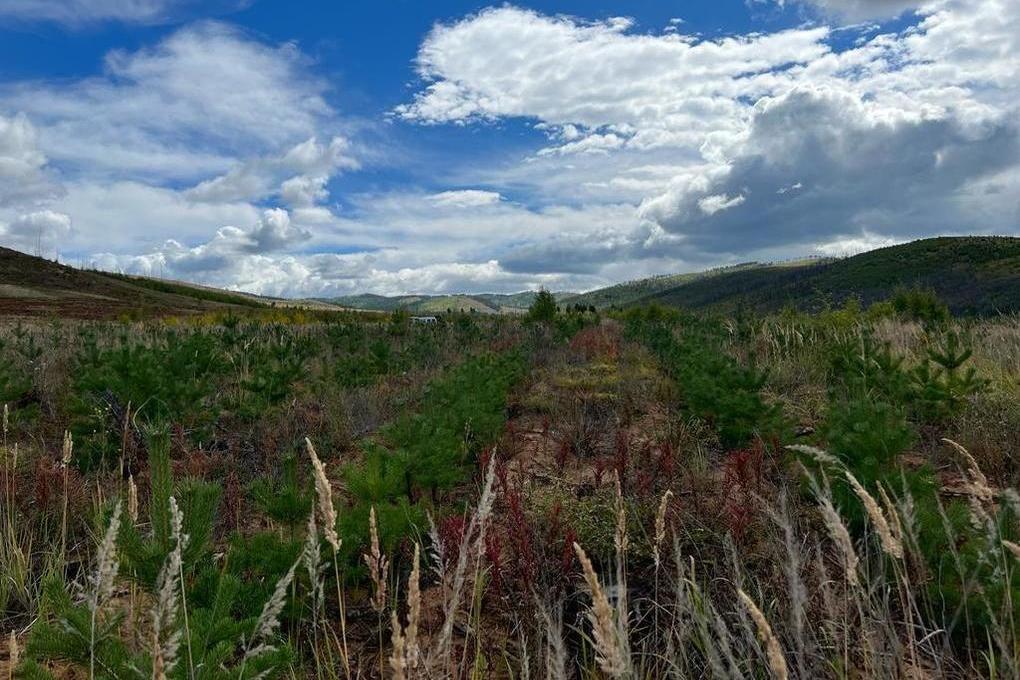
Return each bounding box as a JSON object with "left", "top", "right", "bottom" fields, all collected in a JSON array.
[{"left": 0, "top": 0, "right": 1017, "bottom": 297}]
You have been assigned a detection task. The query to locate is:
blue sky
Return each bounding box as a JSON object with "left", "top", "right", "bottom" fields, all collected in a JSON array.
[{"left": 0, "top": 0, "right": 1017, "bottom": 296}]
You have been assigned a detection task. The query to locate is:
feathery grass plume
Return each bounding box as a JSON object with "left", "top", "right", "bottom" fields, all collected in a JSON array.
[
  {"left": 305, "top": 437, "right": 340, "bottom": 552},
  {"left": 301, "top": 509, "right": 324, "bottom": 611},
  {"left": 800, "top": 463, "right": 859, "bottom": 586},
  {"left": 845, "top": 470, "right": 902, "bottom": 559},
  {"left": 573, "top": 542, "right": 629, "bottom": 677},
  {"left": 786, "top": 443, "right": 839, "bottom": 467},
  {"left": 89, "top": 500, "right": 123, "bottom": 680},
  {"left": 432, "top": 458, "right": 498, "bottom": 670},
  {"left": 89, "top": 501, "right": 123, "bottom": 611},
  {"left": 474, "top": 454, "right": 498, "bottom": 558},
  {"left": 405, "top": 542, "right": 421, "bottom": 668},
  {"left": 538, "top": 598, "right": 567, "bottom": 680},
  {"left": 767, "top": 491, "right": 808, "bottom": 675},
  {"left": 876, "top": 482, "right": 903, "bottom": 548},
  {"left": 738, "top": 589, "right": 789, "bottom": 680},
  {"left": 612, "top": 471, "right": 629, "bottom": 632},
  {"left": 363, "top": 506, "right": 389, "bottom": 613},
  {"left": 243, "top": 559, "right": 298, "bottom": 663},
  {"left": 942, "top": 438, "right": 994, "bottom": 503},
  {"left": 60, "top": 430, "right": 73, "bottom": 565},
  {"left": 152, "top": 497, "right": 188, "bottom": 680},
  {"left": 1003, "top": 540, "right": 1020, "bottom": 560},
  {"left": 389, "top": 610, "right": 408, "bottom": 680},
  {"left": 8, "top": 630, "right": 18, "bottom": 679},
  {"left": 653, "top": 489, "right": 673, "bottom": 569},
  {"left": 127, "top": 475, "right": 139, "bottom": 524},
  {"left": 61, "top": 430, "right": 73, "bottom": 465}
]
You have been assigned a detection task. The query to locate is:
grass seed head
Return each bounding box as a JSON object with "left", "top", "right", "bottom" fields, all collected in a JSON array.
[
  {"left": 305, "top": 437, "right": 340, "bottom": 553},
  {"left": 846, "top": 470, "right": 902, "bottom": 559},
  {"left": 738, "top": 588, "right": 789, "bottom": 680}
]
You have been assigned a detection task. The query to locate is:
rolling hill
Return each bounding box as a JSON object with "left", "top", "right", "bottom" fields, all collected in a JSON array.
[
  {"left": 564, "top": 262, "right": 788, "bottom": 309},
  {"left": 640, "top": 237, "right": 1020, "bottom": 315},
  {"left": 0, "top": 247, "right": 272, "bottom": 319}
]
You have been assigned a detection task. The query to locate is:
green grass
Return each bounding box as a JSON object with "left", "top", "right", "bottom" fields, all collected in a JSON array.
[{"left": 97, "top": 271, "right": 269, "bottom": 308}]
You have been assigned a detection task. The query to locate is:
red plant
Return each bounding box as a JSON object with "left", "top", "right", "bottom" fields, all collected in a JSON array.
[
  {"left": 657, "top": 441, "right": 676, "bottom": 479},
  {"left": 720, "top": 439, "right": 766, "bottom": 539},
  {"left": 554, "top": 440, "right": 571, "bottom": 473},
  {"left": 438, "top": 514, "right": 467, "bottom": 567},
  {"left": 593, "top": 457, "right": 613, "bottom": 488},
  {"left": 484, "top": 532, "right": 504, "bottom": 596},
  {"left": 568, "top": 325, "right": 620, "bottom": 360}
]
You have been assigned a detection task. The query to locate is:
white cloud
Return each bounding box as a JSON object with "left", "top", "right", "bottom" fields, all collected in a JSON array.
[
  {"left": 698, "top": 193, "right": 745, "bottom": 216},
  {"left": 186, "top": 136, "right": 356, "bottom": 204},
  {"left": 52, "top": 180, "right": 261, "bottom": 253},
  {"left": 397, "top": 6, "right": 831, "bottom": 155},
  {"left": 280, "top": 175, "right": 329, "bottom": 208},
  {"left": 0, "top": 209, "right": 71, "bottom": 254},
  {"left": 0, "top": 22, "right": 336, "bottom": 182},
  {"left": 396, "top": 0, "right": 1020, "bottom": 271},
  {"left": 248, "top": 208, "right": 310, "bottom": 252},
  {"left": 0, "top": 112, "right": 57, "bottom": 206},
  {"left": 640, "top": 84, "right": 1019, "bottom": 254},
  {"left": 775, "top": 0, "right": 921, "bottom": 20},
  {"left": 814, "top": 231, "right": 903, "bottom": 256},
  {"left": 0, "top": 0, "right": 247, "bottom": 25},
  {"left": 428, "top": 189, "right": 502, "bottom": 208}
]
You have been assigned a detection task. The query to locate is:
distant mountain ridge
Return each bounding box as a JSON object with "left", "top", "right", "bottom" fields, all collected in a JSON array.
[{"left": 322, "top": 291, "right": 579, "bottom": 314}]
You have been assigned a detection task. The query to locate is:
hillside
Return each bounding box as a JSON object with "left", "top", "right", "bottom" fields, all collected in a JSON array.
[
  {"left": 643, "top": 237, "right": 1020, "bottom": 315},
  {"left": 0, "top": 247, "right": 267, "bottom": 319},
  {"left": 567, "top": 262, "right": 781, "bottom": 309}
]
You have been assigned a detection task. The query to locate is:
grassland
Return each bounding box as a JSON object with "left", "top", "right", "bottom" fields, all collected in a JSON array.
[{"left": 1, "top": 277, "right": 1019, "bottom": 679}]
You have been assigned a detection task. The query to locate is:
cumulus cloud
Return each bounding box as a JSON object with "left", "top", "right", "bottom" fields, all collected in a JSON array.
[
  {"left": 0, "top": 112, "right": 58, "bottom": 206},
  {"left": 397, "top": 6, "right": 831, "bottom": 154},
  {"left": 395, "top": 0, "right": 1020, "bottom": 271},
  {"left": 248, "top": 208, "right": 310, "bottom": 252},
  {"left": 640, "top": 86, "right": 1019, "bottom": 254},
  {"left": 186, "top": 136, "right": 356, "bottom": 205},
  {"left": 0, "top": 22, "right": 336, "bottom": 181},
  {"left": 0, "top": 209, "right": 71, "bottom": 253}
]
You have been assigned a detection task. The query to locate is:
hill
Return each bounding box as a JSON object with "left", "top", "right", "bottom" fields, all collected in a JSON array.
[
  {"left": 567, "top": 262, "right": 780, "bottom": 309},
  {"left": 0, "top": 247, "right": 269, "bottom": 319},
  {"left": 642, "top": 237, "right": 1020, "bottom": 315}
]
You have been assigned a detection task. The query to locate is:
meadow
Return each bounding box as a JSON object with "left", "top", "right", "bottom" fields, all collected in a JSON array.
[{"left": 1, "top": 290, "right": 1019, "bottom": 679}]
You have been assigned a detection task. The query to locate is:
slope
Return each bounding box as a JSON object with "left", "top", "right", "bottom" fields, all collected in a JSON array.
[
  {"left": 0, "top": 247, "right": 265, "bottom": 319},
  {"left": 643, "top": 236, "right": 1020, "bottom": 315}
]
